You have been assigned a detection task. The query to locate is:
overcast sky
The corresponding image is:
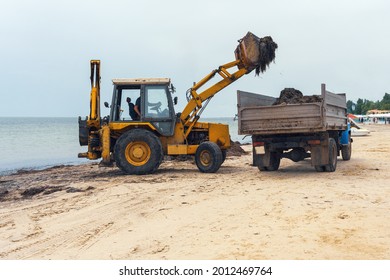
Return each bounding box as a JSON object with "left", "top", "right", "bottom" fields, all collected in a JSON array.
[{"left": 1, "top": 0, "right": 389, "bottom": 118}]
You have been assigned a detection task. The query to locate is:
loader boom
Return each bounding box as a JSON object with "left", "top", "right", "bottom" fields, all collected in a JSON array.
[
  {"left": 180, "top": 59, "right": 248, "bottom": 138},
  {"left": 179, "top": 32, "right": 278, "bottom": 138}
]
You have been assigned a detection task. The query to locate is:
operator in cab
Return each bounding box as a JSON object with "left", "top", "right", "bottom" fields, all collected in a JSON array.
[{"left": 126, "top": 97, "right": 140, "bottom": 121}]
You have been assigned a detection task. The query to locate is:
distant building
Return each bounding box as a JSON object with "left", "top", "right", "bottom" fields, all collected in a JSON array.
[{"left": 366, "top": 109, "right": 390, "bottom": 115}]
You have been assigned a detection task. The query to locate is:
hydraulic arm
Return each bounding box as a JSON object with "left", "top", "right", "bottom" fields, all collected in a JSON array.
[
  {"left": 88, "top": 60, "right": 101, "bottom": 130},
  {"left": 180, "top": 32, "right": 278, "bottom": 138},
  {"left": 180, "top": 60, "right": 248, "bottom": 138}
]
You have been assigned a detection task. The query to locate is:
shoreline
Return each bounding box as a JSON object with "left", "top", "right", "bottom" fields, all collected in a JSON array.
[
  {"left": 0, "top": 162, "right": 91, "bottom": 177},
  {"left": 1, "top": 124, "right": 389, "bottom": 259},
  {"left": 0, "top": 140, "right": 249, "bottom": 177},
  {"left": 0, "top": 160, "right": 94, "bottom": 177}
]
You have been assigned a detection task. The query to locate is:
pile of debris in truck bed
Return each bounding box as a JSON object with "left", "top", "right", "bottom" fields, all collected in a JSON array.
[{"left": 273, "top": 88, "right": 322, "bottom": 105}]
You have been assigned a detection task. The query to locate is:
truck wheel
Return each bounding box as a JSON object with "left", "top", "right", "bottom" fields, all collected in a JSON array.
[
  {"left": 195, "top": 142, "right": 223, "bottom": 173},
  {"left": 314, "top": 165, "right": 326, "bottom": 172},
  {"left": 114, "top": 129, "right": 163, "bottom": 175},
  {"left": 267, "top": 152, "right": 281, "bottom": 171},
  {"left": 341, "top": 135, "right": 352, "bottom": 161},
  {"left": 257, "top": 152, "right": 280, "bottom": 171},
  {"left": 325, "top": 138, "right": 337, "bottom": 172}
]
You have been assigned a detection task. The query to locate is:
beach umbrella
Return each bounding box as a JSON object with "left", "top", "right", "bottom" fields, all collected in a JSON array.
[{"left": 348, "top": 113, "right": 357, "bottom": 119}]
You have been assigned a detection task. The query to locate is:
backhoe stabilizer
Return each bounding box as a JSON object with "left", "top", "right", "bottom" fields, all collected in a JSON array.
[{"left": 78, "top": 60, "right": 103, "bottom": 161}]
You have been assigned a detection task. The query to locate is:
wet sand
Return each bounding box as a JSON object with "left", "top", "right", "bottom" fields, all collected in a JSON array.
[{"left": 0, "top": 124, "right": 389, "bottom": 259}]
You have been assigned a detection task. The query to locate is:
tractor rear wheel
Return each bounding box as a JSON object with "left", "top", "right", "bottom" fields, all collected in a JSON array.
[
  {"left": 114, "top": 129, "right": 163, "bottom": 175},
  {"left": 195, "top": 142, "right": 223, "bottom": 173}
]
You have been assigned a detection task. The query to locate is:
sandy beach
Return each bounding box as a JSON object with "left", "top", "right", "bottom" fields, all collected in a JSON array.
[{"left": 0, "top": 124, "right": 389, "bottom": 260}]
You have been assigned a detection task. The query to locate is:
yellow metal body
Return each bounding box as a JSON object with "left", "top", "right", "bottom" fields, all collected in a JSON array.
[
  {"left": 100, "top": 125, "right": 111, "bottom": 164},
  {"left": 125, "top": 141, "right": 151, "bottom": 166},
  {"left": 82, "top": 33, "right": 258, "bottom": 163},
  {"left": 103, "top": 121, "right": 230, "bottom": 156},
  {"left": 87, "top": 60, "right": 101, "bottom": 130},
  {"left": 83, "top": 58, "right": 241, "bottom": 162}
]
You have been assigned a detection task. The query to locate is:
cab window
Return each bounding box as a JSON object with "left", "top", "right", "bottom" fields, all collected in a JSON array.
[{"left": 144, "top": 86, "right": 170, "bottom": 119}]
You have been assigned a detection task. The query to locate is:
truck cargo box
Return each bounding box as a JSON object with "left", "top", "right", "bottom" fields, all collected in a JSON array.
[{"left": 237, "top": 84, "right": 347, "bottom": 135}]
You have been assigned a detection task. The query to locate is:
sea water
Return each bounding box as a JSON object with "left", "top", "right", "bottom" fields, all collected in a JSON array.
[
  {"left": 0, "top": 117, "right": 248, "bottom": 175},
  {"left": 0, "top": 117, "right": 89, "bottom": 175}
]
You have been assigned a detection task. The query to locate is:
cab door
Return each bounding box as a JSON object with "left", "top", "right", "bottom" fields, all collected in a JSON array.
[{"left": 142, "top": 85, "right": 176, "bottom": 136}]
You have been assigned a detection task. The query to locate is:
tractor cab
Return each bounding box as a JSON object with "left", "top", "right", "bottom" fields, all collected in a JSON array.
[{"left": 109, "top": 78, "right": 177, "bottom": 136}]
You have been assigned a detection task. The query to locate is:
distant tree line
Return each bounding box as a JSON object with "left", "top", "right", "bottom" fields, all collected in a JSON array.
[{"left": 347, "top": 93, "right": 390, "bottom": 114}]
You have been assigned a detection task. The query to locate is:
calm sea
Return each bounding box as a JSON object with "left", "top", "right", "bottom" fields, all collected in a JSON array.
[{"left": 0, "top": 117, "right": 246, "bottom": 175}]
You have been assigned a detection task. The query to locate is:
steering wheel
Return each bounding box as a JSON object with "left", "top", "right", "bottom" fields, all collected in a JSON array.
[{"left": 150, "top": 102, "right": 162, "bottom": 112}]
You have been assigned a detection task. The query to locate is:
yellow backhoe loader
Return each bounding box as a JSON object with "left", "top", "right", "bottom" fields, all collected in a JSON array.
[{"left": 78, "top": 32, "right": 277, "bottom": 174}]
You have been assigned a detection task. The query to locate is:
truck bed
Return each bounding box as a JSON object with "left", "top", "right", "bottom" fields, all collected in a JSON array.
[{"left": 237, "top": 84, "right": 347, "bottom": 135}]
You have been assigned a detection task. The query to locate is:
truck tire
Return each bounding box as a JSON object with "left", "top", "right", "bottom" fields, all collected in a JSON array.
[
  {"left": 267, "top": 152, "right": 281, "bottom": 171},
  {"left": 314, "top": 138, "right": 338, "bottom": 172},
  {"left": 324, "top": 138, "right": 337, "bottom": 172},
  {"left": 341, "top": 135, "right": 352, "bottom": 161},
  {"left": 314, "top": 165, "right": 326, "bottom": 172},
  {"left": 257, "top": 152, "right": 280, "bottom": 171},
  {"left": 114, "top": 129, "right": 163, "bottom": 175},
  {"left": 195, "top": 142, "right": 223, "bottom": 173}
]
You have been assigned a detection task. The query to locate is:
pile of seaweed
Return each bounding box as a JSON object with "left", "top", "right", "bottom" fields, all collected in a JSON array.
[
  {"left": 256, "top": 36, "right": 278, "bottom": 75},
  {"left": 236, "top": 32, "right": 278, "bottom": 76},
  {"left": 273, "top": 88, "right": 322, "bottom": 105},
  {"left": 227, "top": 141, "right": 248, "bottom": 157}
]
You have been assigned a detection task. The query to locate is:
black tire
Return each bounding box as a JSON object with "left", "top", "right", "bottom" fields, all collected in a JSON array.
[
  {"left": 324, "top": 138, "right": 337, "bottom": 172},
  {"left": 257, "top": 152, "right": 280, "bottom": 171},
  {"left": 114, "top": 129, "right": 163, "bottom": 175},
  {"left": 341, "top": 135, "right": 352, "bottom": 161},
  {"left": 267, "top": 152, "right": 281, "bottom": 171},
  {"left": 221, "top": 149, "right": 227, "bottom": 163},
  {"left": 258, "top": 165, "right": 267, "bottom": 171},
  {"left": 195, "top": 142, "right": 223, "bottom": 173},
  {"left": 314, "top": 165, "right": 326, "bottom": 172}
]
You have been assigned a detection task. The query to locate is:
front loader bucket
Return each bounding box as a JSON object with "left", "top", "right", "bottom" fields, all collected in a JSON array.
[{"left": 235, "top": 32, "right": 278, "bottom": 75}]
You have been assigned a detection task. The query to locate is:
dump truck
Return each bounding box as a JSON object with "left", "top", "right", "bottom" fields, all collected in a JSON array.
[
  {"left": 237, "top": 84, "right": 352, "bottom": 172},
  {"left": 78, "top": 32, "right": 278, "bottom": 174}
]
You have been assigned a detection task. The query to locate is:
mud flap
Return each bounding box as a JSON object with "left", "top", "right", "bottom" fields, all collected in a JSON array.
[
  {"left": 311, "top": 144, "right": 329, "bottom": 166},
  {"left": 253, "top": 146, "right": 270, "bottom": 167}
]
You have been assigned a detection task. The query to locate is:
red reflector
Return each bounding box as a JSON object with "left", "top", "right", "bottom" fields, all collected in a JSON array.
[
  {"left": 253, "top": 141, "right": 265, "bottom": 147},
  {"left": 308, "top": 140, "right": 321, "bottom": 145}
]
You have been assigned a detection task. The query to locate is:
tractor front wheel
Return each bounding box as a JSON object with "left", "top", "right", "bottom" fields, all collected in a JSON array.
[{"left": 195, "top": 142, "right": 223, "bottom": 173}]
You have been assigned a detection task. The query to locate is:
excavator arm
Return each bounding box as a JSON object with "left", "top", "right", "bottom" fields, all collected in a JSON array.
[
  {"left": 180, "top": 32, "right": 278, "bottom": 138},
  {"left": 78, "top": 60, "right": 104, "bottom": 161},
  {"left": 87, "top": 60, "right": 101, "bottom": 130}
]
